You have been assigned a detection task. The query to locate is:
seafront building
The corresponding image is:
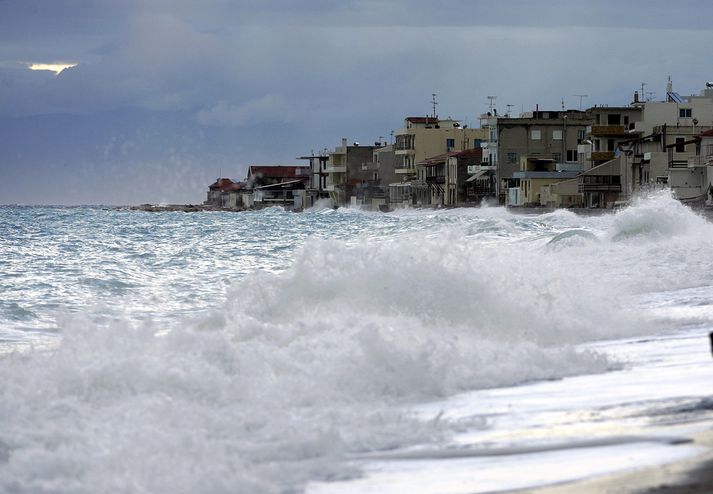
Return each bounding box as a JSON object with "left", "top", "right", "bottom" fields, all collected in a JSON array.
[
  {"left": 206, "top": 79, "right": 713, "bottom": 211},
  {"left": 205, "top": 165, "right": 309, "bottom": 210},
  {"left": 483, "top": 109, "right": 593, "bottom": 206},
  {"left": 576, "top": 81, "right": 713, "bottom": 207}
]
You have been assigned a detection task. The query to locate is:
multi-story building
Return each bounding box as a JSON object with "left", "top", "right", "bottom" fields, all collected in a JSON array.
[
  {"left": 323, "top": 138, "right": 377, "bottom": 207},
  {"left": 578, "top": 80, "right": 713, "bottom": 207},
  {"left": 298, "top": 152, "right": 329, "bottom": 208},
  {"left": 393, "top": 116, "right": 487, "bottom": 205},
  {"left": 244, "top": 165, "right": 311, "bottom": 210},
  {"left": 415, "top": 148, "right": 484, "bottom": 206},
  {"left": 511, "top": 156, "right": 582, "bottom": 207},
  {"left": 493, "top": 109, "right": 593, "bottom": 204},
  {"left": 353, "top": 142, "right": 398, "bottom": 211}
]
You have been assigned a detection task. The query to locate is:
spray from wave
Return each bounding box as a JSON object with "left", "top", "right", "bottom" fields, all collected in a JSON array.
[{"left": 1, "top": 192, "right": 712, "bottom": 493}]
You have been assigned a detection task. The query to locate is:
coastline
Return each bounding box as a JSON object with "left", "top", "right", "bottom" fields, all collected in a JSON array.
[{"left": 522, "top": 428, "right": 713, "bottom": 494}]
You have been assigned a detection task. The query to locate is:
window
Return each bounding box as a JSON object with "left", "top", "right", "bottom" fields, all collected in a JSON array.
[
  {"left": 566, "top": 150, "right": 578, "bottom": 162},
  {"left": 552, "top": 130, "right": 563, "bottom": 141},
  {"left": 577, "top": 129, "right": 585, "bottom": 141},
  {"left": 675, "top": 137, "right": 686, "bottom": 153},
  {"left": 679, "top": 108, "right": 692, "bottom": 118},
  {"left": 507, "top": 152, "right": 518, "bottom": 164},
  {"left": 607, "top": 139, "right": 615, "bottom": 151},
  {"left": 607, "top": 114, "right": 621, "bottom": 125},
  {"left": 446, "top": 138, "right": 455, "bottom": 149},
  {"left": 473, "top": 139, "right": 482, "bottom": 148},
  {"left": 531, "top": 129, "right": 541, "bottom": 140}
]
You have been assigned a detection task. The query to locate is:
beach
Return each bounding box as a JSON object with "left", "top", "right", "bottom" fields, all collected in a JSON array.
[
  {"left": 2, "top": 198, "right": 713, "bottom": 493},
  {"left": 527, "top": 429, "right": 713, "bottom": 493}
]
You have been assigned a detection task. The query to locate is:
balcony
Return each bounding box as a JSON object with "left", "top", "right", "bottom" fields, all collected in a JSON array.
[
  {"left": 467, "top": 164, "right": 496, "bottom": 174},
  {"left": 578, "top": 175, "right": 622, "bottom": 193},
  {"left": 325, "top": 166, "right": 346, "bottom": 173},
  {"left": 395, "top": 167, "right": 416, "bottom": 175},
  {"left": 425, "top": 175, "right": 445, "bottom": 183},
  {"left": 591, "top": 151, "right": 616, "bottom": 162},
  {"left": 588, "top": 125, "right": 627, "bottom": 136},
  {"left": 688, "top": 155, "right": 713, "bottom": 167}
]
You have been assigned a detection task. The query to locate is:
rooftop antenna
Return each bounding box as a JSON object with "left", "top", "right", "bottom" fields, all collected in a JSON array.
[
  {"left": 487, "top": 95, "right": 497, "bottom": 113},
  {"left": 390, "top": 130, "right": 394, "bottom": 144},
  {"left": 646, "top": 91, "right": 656, "bottom": 102},
  {"left": 561, "top": 99, "right": 565, "bottom": 111},
  {"left": 573, "top": 94, "right": 588, "bottom": 111},
  {"left": 430, "top": 93, "right": 438, "bottom": 119},
  {"left": 640, "top": 82, "right": 647, "bottom": 100},
  {"left": 506, "top": 104, "right": 513, "bottom": 117}
]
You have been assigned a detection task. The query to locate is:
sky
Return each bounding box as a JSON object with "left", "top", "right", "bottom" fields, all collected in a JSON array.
[{"left": 1, "top": 0, "right": 712, "bottom": 205}]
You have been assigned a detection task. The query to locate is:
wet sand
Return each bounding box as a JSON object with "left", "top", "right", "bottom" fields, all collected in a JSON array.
[{"left": 522, "top": 428, "right": 713, "bottom": 494}]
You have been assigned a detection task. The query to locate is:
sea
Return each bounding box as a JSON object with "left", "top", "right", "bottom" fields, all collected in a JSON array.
[{"left": 0, "top": 191, "right": 712, "bottom": 494}]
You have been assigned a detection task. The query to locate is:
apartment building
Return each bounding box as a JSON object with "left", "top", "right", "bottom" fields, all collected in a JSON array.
[
  {"left": 393, "top": 116, "right": 487, "bottom": 205},
  {"left": 494, "top": 109, "right": 593, "bottom": 204}
]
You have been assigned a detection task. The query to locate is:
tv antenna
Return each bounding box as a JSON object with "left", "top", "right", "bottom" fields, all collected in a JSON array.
[
  {"left": 573, "top": 94, "right": 588, "bottom": 110},
  {"left": 430, "top": 93, "right": 438, "bottom": 118},
  {"left": 487, "top": 95, "right": 497, "bottom": 113}
]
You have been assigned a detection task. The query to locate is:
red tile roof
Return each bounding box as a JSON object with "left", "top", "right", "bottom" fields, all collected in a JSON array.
[
  {"left": 698, "top": 128, "right": 713, "bottom": 137},
  {"left": 208, "top": 178, "right": 236, "bottom": 191}
]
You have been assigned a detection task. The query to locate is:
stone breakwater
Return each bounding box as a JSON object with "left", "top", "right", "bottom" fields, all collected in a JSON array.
[{"left": 122, "top": 204, "right": 226, "bottom": 212}]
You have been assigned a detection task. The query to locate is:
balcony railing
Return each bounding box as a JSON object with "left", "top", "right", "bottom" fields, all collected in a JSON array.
[
  {"left": 578, "top": 184, "right": 623, "bottom": 193},
  {"left": 688, "top": 155, "right": 713, "bottom": 167},
  {"left": 591, "top": 151, "right": 616, "bottom": 162},
  {"left": 589, "top": 125, "right": 627, "bottom": 136},
  {"left": 578, "top": 175, "right": 622, "bottom": 193}
]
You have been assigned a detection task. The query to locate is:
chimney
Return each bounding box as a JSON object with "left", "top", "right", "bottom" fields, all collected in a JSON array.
[{"left": 341, "top": 138, "right": 347, "bottom": 148}]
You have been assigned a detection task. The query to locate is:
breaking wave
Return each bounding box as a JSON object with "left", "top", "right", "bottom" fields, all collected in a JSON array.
[{"left": 1, "top": 191, "right": 712, "bottom": 493}]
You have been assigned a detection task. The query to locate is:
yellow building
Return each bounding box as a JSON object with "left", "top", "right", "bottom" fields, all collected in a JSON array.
[
  {"left": 511, "top": 156, "right": 582, "bottom": 207},
  {"left": 393, "top": 116, "right": 487, "bottom": 205}
]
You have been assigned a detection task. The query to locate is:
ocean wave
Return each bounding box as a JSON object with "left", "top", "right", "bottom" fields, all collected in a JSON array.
[{"left": 1, "top": 192, "right": 713, "bottom": 492}]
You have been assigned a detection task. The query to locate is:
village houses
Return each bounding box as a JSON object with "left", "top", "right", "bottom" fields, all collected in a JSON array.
[{"left": 206, "top": 80, "right": 713, "bottom": 212}]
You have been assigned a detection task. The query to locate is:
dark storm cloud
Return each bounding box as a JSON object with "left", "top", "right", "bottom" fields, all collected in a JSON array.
[
  {"left": 2, "top": 0, "right": 712, "bottom": 119},
  {"left": 0, "top": 0, "right": 712, "bottom": 204}
]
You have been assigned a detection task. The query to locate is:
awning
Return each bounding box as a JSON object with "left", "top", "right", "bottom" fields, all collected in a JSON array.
[{"left": 466, "top": 170, "right": 488, "bottom": 182}]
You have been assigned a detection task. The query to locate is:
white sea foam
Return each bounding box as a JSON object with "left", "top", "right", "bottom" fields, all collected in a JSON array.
[{"left": 1, "top": 193, "right": 712, "bottom": 493}]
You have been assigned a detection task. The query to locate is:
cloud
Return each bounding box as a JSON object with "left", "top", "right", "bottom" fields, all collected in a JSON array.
[
  {"left": 197, "top": 94, "right": 296, "bottom": 127},
  {"left": 1, "top": 0, "right": 713, "bottom": 204}
]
